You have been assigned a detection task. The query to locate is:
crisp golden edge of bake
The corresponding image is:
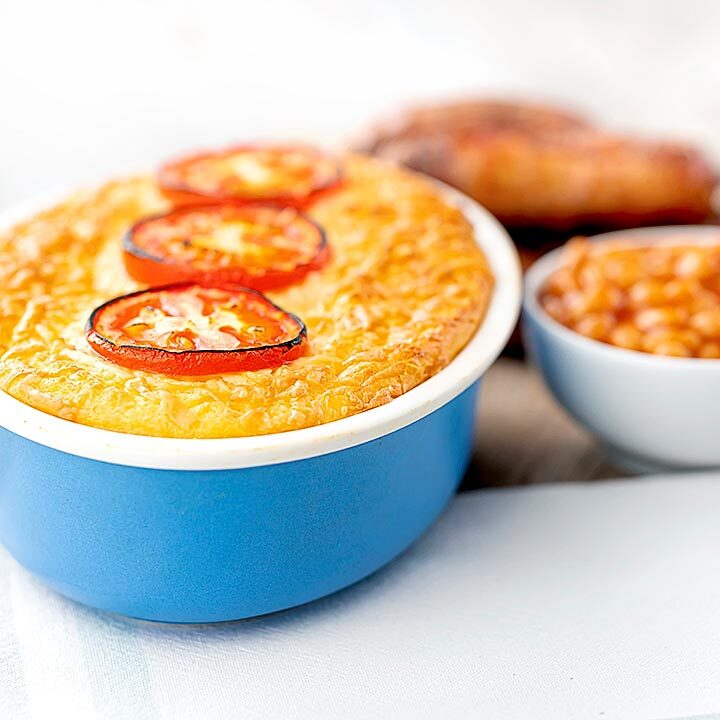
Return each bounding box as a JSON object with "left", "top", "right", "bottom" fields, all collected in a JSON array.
[{"left": 0, "top": 154, "right": 493, "bottom": 438}]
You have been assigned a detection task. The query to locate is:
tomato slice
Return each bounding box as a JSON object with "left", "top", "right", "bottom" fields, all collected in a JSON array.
[
  {"left": 159, "top": 144, "right": 343, "bottom": 208},
  {"left": 123, "top": 204, "right": 329, "bottom": 289},
  {"left": 86, "top": 284, "right": 307, "bottom": 375}
]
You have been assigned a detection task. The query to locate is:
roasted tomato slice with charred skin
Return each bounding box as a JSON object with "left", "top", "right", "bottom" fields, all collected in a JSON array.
[
  {"left": 123, "top": 204, "right": 329, "bottom": 290},
  {"left": 159, "top": 144, "right": 343, "bottom": 209},
  {"left": 85, "top": 283, "right": 307, "bottom": 376}
]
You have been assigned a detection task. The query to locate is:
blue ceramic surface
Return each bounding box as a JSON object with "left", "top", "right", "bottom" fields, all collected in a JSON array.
[{"left": 0, "top": 382, "right": 479, "bottom": 622}]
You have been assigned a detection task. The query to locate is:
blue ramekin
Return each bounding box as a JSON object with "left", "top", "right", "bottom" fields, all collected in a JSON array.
[{"left": 0, "top": 186, "right": 521, "bottom": 622}]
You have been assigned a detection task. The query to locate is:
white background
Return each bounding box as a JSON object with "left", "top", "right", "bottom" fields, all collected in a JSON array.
[{"left": 1, "top": 0, "right": 719, "bottom": 208}]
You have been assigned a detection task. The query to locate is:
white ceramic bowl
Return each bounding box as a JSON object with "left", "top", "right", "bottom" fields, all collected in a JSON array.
[{"left": 523, "top": 225, "right": 720, "bottom": 472}]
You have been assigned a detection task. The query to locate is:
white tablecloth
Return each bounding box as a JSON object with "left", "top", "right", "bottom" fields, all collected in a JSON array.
[{"left": 3, "top": 476, "right": 720, "bottom": 720}]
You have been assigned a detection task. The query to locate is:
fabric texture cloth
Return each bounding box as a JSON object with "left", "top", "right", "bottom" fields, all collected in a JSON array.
[{"left": 2, "top": 476, "right": 720, "bottom": 719}]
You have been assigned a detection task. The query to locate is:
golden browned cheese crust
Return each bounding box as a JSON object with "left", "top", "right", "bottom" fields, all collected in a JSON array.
[{"left": 0, "top": 155, "right": 493, "bottom": 438}]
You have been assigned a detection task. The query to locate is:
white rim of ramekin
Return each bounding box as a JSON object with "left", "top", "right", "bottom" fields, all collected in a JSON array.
[
  {"left": 524, "top": 224, "right": 720, "bottom": 368},
  {"left": 0, "top": 182, "right": 522, "bottom": 470}
]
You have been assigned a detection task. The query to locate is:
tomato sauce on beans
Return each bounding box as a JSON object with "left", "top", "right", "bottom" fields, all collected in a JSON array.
[{"left": 540, "top": 238, "right": 720, "bottom": 358}]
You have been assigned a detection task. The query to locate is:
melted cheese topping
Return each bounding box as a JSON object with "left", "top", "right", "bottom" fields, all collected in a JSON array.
[{"left": 0, "top": 155, "right": 493, "bottom": 438}]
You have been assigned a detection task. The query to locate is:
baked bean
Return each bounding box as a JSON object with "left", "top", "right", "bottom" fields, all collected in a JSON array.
[
  {"left": 544, "top": 266, "right": 578, "bottom": 295},
  {"left": 573, "top": 313, "right": 615, "bottom": 341},
  {"left": 628, "top": 279, "right": 665, "bottom": 308},
  {"left": 642, "top": 327, "right": 701, "bottom": 353},
  {"left": 663, "top": 278, "right": 700, "bottom": 305},
  {"left": 540, "top": 238, "right": 720, "bottom": 359},
  {"left": 564, "top": 287, "right": 623, "bottom": 319},
  {"left": 699, "top": 342, "right": 720, "bottom": 359},
  {"left": 609, "top": 323, "right": 643, "bottom": 351},
  {"left": 634, "top": 307, "right": 689, "bottom": 331},
  {"left": 675, "top": 249, "right": 713, "bottom": 279},
  {"left": 690, "top": 309, "right": 720, "bottom": 338},
  {"left": 651, "top": 340, "right": 692, "bottom": 357},
  {"left": 540, "top": 295, "right": 568, "bottom": 323}
]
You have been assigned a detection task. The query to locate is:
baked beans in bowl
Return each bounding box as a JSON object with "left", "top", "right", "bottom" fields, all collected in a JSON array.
[{"left": 523, "top": 226, "right": 720, "bottom": 472}]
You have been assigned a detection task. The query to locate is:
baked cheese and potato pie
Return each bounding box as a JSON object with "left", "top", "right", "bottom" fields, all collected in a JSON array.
[{"left": 0, "top": 145, "right": 493, "bottom": 438}]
